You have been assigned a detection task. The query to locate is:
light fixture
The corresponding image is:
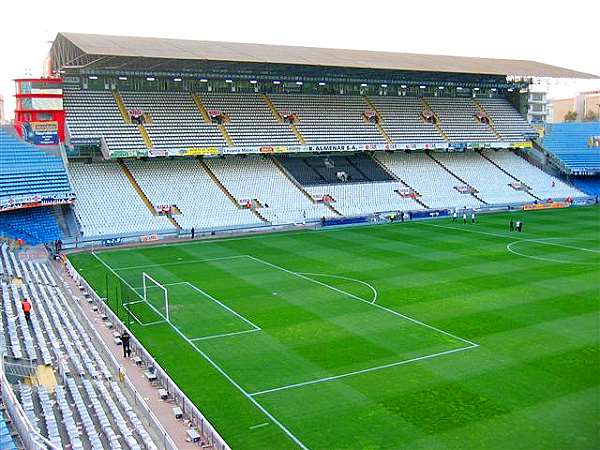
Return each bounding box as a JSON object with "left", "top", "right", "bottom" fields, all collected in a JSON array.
[
  {"left": 146, "top": 77, "right": 155, "bottom": 81},
  {"left": 318, "top": 82, "right": 326, "bottom": 86},
  {"left": 438, "top": 86, "right": 444, "bottom": 90},
  {"left": 400, "top": 84, "right": 407, "bottom": 89},
  {"left": 473, "top": 87, "right": 480, "bottom": 91},
  {"left": 491, "top": 88, "right": 497, "bottom": 91},
  {"left": 273, "top": 80, "right": 281, "bottom": 84},
  {"left": 200, "top": 78, "right": 208, "bottom": 82},
  {"left": 118, "top": 76, "right": 127, "bottom": 81},
  {"left": 296, "top": 81, "right": 303, "bottom": 85},
  {"left": 249, "top": 80, "right": 257, "bottom": 84},
  {"left": 225, "top": 79, "right": 233, "bottom": 83},
  {"left": 88, "top": 76, "right": 98, "bottom": 80},
  {"left": 173, "top": 78, "right": 182, "bottom": 82},
  {"left": 456, "top": 87, "right": 463, "bottom": 90},
  {"left": 507, "top": 88, "right": 514, "bottom": 92},
  {"left": 419, "top": 85, "right": 426, "bottom": 89},
  {"left": 381, "top": 84, "right": 388, "bottom": 88},
  {"left": 361, "top": 83, "right": 368, "bottom": 87}
]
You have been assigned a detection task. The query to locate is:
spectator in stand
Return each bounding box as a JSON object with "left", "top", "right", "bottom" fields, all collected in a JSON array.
[{"left": 21, "top": 298, "right": 32, "bottom": 323}]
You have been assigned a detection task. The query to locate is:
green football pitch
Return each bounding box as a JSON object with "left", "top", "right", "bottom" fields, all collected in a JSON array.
[{"left": 69, "top": 206, "right": 600, "bottom": 450}]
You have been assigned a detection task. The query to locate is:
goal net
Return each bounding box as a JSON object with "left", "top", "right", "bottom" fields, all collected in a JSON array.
[{"left": 142, "top": 272, "right": 169, "bottom": 321}]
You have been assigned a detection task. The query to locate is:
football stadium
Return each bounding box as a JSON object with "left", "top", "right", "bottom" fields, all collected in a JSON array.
[{"left": 0, "top": 30, "right": 599, "bottom": 450}]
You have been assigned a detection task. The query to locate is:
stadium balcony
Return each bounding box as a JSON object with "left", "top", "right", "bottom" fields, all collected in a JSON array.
[
  {"left": 119, "top": 91, "right": 226, "bottom": 150},
  {"left": 367, "top": 96, "right": 447, "bottom": 144},
  {"left": 63, "top": 89, "right": 148, "bottom": 155},
  {"left": 539, "top": 122, "right": 600, "bottom": 175},
  {"left": 425, "top": 97, "right": 498, "bottom": 144},
  {"left": 477, "top": 98, "right": 538, "bottom": 142}
]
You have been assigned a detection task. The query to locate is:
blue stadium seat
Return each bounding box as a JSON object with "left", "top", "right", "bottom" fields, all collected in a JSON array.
[
  {"left": 0, "top": 129, "right": 74, "bottom": 204},
  {"left": 0, "top": 411, "right": 17, "bottom": 450},
  {"left": 540, "top": 123, "right": 600, "bottom": 174},
  {"left": 0, "top": 207, "right": 61, "bottom": 245}
]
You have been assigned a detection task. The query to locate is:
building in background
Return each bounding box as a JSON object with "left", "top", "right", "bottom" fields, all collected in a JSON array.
[
  {"left": 527, "top": 84, "right": 549, "bottom": 124},
  {"left": 549, "top": 90, "right": 600, "bottom": 123},
  {"left": 0, "top": 94, "right": 5, "bottom": 124}
]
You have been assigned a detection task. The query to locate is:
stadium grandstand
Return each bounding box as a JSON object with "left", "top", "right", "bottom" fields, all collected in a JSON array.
[{"left": 0, "top": 31, "right": 598, "bottom": 450}]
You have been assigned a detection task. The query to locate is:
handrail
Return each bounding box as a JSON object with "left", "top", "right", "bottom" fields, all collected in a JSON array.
[{"left": 0, "top": 358, "right": 62, "bottom": 450}]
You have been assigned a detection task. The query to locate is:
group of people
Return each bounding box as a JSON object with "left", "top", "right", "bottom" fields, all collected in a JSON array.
[{"left": 451, "top": 209, "right": 476, "bottom": 224}]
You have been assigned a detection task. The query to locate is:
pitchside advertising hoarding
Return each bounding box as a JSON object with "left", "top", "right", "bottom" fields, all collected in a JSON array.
[
  {"left": 107, "top": 140, "right": 532, "bottom": 159},
  {"left": 21, "top": 121, "right": 59, "bottom": 145}
]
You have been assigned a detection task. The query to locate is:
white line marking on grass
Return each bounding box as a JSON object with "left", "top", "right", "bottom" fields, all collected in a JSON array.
[
  {"left": 189, "top": 328, "right": 261, "bottom": 342},
  {"left": 421, "top": 222, "right": 600, "bottom": 253},
  {"left": 249, "top": 422, "right": 269, "bottom": 430},
  {"left": 92, "top": 252, "right": 310, "bottom": 450},
  {"left": 506, "top": 240, "right": 597, "bottom": 265},
  {"left": 245, "top": 255, "right": 478, "bottom": 348},
  {"left": 250, "top": 344, "right": 478, "bottom": 396},
  {"left": 298, "top": 272, "right": 378, "bottom": 304},
  {"left": 184, "top": 282, "right": 261, "bottom": 331},
  {"left": 114, "top": 255, "right": 248, "bottom": 271}
]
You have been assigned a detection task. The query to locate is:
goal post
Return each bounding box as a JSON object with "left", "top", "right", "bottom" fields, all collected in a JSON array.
[{"left": 142, "top": 272, "right": 169, "bottom": 322}]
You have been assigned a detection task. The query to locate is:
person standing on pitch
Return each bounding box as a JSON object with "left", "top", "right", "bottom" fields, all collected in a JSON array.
[
  {"left": 471, "top": 211, "right": 476, "bottom": 224},
  {"left": 509, "top": 218, "right": 514, "bottom": 232},
  {"left": 191, "top": 227, "right": 195, "bottom": 239},
  {"left": 462, "top": 212, "right": 467, "bottom": 224},
  {"left": 21, "top": 298, "right": 32, "bottom": 323},
  {"left": 452, "top": 210, "right": 457, "bottom": 222},
  {"left": 121, "top": 330, "right": 131, "bottom": 358}
]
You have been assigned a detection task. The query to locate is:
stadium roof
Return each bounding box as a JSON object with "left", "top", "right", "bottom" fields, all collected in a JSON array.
[{"left": 52, "top": 32, "right": 598, "bottom": 79}]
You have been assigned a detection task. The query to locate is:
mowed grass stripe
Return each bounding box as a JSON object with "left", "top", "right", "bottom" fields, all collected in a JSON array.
[{"left": 70, "top": 206, "right": 600, "bottom": 450}]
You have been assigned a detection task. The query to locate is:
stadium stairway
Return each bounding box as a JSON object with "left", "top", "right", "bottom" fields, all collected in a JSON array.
[
  {"left": 119, "top": 160, "right": 158, "bottom": 215},
  {"left": 371, "top": 155, "right": 430, "bottom": 208},
  {"left": 120, "top": 160, "right": 181, "bottom": 229},
  {"left": 199, "top": 159, "right": 244, "bottom": 208},
  {"left": 113, "top": 90, "right": 154, "bottom": 149},
  {"left": 363, "top": 97, "right": 394, "bottom": 145},
  {"left": 198, "top": 158, "right": 270, "bottom": 224},
  {"left": 261, "top": 94, "right": 306, "bottom": 144},
  {"left": 426, "top": 152, "right": 488, "bottom": 204},
  {"left": 472, "top": 98, "right": 503, "bottom": 140},
  {"left": 218, "top": 124, "right": 235, "bottom": 147},
  {"left": 419, "top": 98, "right": 449, "bottom": 141},
  {"left": 261, "top": 94, "right": 284, "bottom": 122},
  {"left": 478, "top": 151, "right": 542, "bottom": 201},
  {"left": 191, "top": 92, "right": 236, "bottom": 146},
  {"left": 190, "top": 92, "right": 212, "bottom": 123}
]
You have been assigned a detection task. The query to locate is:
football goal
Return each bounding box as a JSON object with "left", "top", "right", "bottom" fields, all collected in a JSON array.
[{"left": 142, "top": 272, "right": 169, "bottom": 322}]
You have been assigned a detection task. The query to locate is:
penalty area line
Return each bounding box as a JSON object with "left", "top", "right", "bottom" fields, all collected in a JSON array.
[{"left": 250, "top": 344, "right": 478, "bottom": 397}]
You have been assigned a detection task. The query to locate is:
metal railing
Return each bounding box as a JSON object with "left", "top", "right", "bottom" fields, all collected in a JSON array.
[
  {"left": 64, "top": 260, "right": 232, "bottom": 450},
  {"left": 0, "top": 358, "right": 61, "bottom": 450}
]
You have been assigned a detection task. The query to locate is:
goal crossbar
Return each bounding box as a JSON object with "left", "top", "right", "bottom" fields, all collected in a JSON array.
[{"left": 142, "top": 272, "right": 169, "bottom": 321}]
